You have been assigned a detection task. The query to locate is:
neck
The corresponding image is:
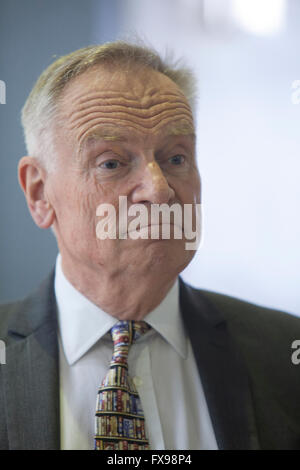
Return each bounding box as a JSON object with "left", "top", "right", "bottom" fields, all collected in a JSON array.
[{"left": 59, "top": 255, "right": 178, "bottom": 320}]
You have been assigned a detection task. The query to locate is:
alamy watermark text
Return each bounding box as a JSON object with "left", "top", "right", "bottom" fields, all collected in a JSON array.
[
  {"left": 95, "top": 197, "right": 202, "bottom": 250},
  {"left": 0, "top": 80, "right": 6, "bottom": 104},
  {"left": 0, "top": 340, "right": 6, "bottom": 365},
  {"left": 291, "top": 340, "right": 300, "bottom": 365}
]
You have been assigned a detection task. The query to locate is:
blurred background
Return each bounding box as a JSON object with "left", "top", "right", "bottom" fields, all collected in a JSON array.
[{"left": 0, "top": 0, "right": 299, "bottom": 315}]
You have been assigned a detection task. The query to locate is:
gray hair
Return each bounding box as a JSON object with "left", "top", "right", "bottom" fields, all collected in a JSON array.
[{"left": 21, "top": 40, "right": 197, "bottom": 171}]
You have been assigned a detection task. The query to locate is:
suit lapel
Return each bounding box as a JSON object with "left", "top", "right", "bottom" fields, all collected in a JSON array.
[
  {"left": 3, "top": 271, "right": 60, "bottom": 450},
  {"left": 179, "top": 278, "right": 260, "bottom": 450}
]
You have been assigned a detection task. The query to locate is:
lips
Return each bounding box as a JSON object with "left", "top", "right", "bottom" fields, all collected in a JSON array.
[{"left": 126, "top": 222, "right": 183, "bottom": 237}]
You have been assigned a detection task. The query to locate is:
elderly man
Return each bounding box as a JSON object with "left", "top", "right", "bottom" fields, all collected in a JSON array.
[{"left": 0, "top": 42, "right": 299, "bottom": 450}]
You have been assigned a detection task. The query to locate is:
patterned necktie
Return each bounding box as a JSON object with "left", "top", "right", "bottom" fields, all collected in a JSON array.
[{"left": 95, "top": 320, "right": 151, "bottom": 450}]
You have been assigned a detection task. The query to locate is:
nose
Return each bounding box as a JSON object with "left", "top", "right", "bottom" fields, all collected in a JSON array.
[{"left": 131, "top": 161, "right": 175, "bottom": 205}]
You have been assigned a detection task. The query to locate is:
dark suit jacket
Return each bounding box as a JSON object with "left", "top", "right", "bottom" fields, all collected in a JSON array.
[{"left": 0, "top": 271, "right": 300, "bottom": 450}]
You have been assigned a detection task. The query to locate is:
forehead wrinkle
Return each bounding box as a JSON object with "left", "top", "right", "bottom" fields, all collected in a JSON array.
[
  {"left": 69, "top": 100, "right": 193, "bottom": 135},
  {"left": 67, "top": 87, "right": 187, "bottom": 108},
  {"left": 69, "top": 103, "right": 192, "bottom": 132},
  {"left": 60, "top": 74, "right": 195, "bottom": 158},
  {"left": 69, "top": 100, "right": 191, "bottom": 122},
  {"left": 61, "top": 84, "right": 190, "bottom": 122},
  {"left": 65, "top": 97, "right": 191, "bottom": 129},
  {"left": 76, "top": 109, "right": 194, "bottom": 145},
  {"left": 75, "top": 91, "right": 184, "bottom": 108},
  {"left": 77, "top": 115, "right": 195, "bottom": 155},
  {"left": 80, "top": 117, "right": 194, "bottom": 145}
]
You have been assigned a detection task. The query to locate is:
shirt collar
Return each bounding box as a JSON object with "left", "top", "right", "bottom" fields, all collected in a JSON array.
[
  {"left": 54, "top": 254, "right": 187, "bottom": 365},
  {"left": 144, "top": 279, "right": 187, "bottom": 360}
]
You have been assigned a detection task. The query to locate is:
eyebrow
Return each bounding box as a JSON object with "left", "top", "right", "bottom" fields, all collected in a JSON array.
[
  {"left": 79, "top": 128, "right": 128, "bottom": 153},
  {"left": 79, "top": 121, "right": 195, "bottom": 154},
  {"left": 165, "top": 122, "right": 195, "bottom": 138}
]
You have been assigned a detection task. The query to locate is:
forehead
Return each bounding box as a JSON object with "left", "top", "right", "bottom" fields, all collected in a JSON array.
[{"left": 58, "top": 65, "right": 195, "bottom": 146}]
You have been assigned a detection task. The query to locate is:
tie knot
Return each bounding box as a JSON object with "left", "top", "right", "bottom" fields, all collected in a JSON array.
[
  {"left": 111, "top": 320, "right": 150, "bottom": 347},
  {"left": 110, "top": 321, "right": 151, "bottom": 368}
]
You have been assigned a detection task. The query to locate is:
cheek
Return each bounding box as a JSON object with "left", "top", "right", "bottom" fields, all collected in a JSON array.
[
  {"left": 74, "top": 174, "right": 123, "bottom": 229},
  {"left": 48, "top": 173, "right": 98, "bottom": 227},
  {"left": 172, "top": 171, "right": 201, "bottom": 204},
  {"left": 188, "top": 170, "right": 201, "bottom": 202},
  {"left": 195, "top": 176, "right": 201, "bottom": 204}
]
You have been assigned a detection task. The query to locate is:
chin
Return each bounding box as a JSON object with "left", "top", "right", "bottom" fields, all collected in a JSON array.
[{"left": 140, "top": 241, "right": 194, "bottom": 273}]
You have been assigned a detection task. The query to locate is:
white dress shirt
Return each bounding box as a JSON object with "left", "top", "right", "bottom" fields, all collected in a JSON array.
[{"left": 55, "top": 254, "right": 218, "bottom": 450}]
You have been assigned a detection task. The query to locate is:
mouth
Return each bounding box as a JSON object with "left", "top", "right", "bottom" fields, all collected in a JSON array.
[{"left": 126, "top": 223, "right": 183, "bottom": 237}]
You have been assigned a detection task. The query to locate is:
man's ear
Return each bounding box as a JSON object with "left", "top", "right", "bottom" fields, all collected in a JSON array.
[{"left": 18, "top": 156, "right": 55, "bottom": 229}]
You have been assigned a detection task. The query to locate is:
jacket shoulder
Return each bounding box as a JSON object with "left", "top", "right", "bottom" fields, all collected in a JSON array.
[
  {"left": 198, "top": 288, "right": 300, "bottom": 339},
  {"left": 0, "top": 300, "right": 23, "bottom": 341},
  {"left": 194, "top": 288, "right": 300, "bottom": 449},
  {"left": 0, "top": 269, "right": 56, "bottom": 343},
  {"left": 191, "top": 287, "right": 300, "bottom": 385}
]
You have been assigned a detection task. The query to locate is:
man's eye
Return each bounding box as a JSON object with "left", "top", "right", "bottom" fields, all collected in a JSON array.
[
  {"left": 169, "top": 155, "right": 185, "bottom": 165},
  {"left": 99, "top": 160, "right": 120, "bottom": 170}
]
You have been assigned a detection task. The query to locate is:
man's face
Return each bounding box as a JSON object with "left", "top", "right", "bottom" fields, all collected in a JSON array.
[{"left": 46, "top": 65, "right": 201, "bottom": 278}]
